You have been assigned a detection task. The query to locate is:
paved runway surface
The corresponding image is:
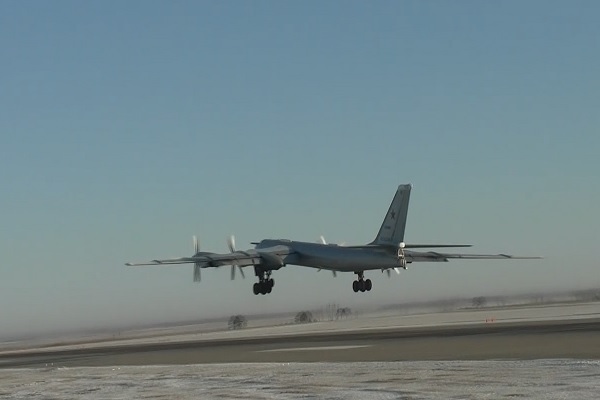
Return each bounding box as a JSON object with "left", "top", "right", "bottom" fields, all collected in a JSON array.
[{"left": 2, "top": 318, "right": 599, "bottom": 368}]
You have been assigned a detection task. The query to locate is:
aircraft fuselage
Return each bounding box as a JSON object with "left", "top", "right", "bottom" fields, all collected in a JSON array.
[{"left": 256, "top": 239, "right": 400, "bottom": 272}]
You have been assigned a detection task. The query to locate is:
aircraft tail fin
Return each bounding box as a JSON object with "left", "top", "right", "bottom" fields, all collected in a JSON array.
[{"left": 370, "top": 184, "right": 411, "bottom": 247}]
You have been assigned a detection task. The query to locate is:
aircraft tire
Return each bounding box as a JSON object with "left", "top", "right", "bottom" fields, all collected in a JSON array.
[
  {"left": 266, "top": 284, "right": 272, "bottom": 294},
  {"left": 359, "top": 280, "right": 366, "bottom": 292},
  {"left": 253, "top": 283, "right": 260, "bottom": 295},
  {"left": 269, "top": 278, "right": 274, "bottom": 288},
  {"left": 365, "top": 279, "right": 372, "bottom": 291},
  {"left": 352, "top": 281, "right": 359, "bottom": 292}
]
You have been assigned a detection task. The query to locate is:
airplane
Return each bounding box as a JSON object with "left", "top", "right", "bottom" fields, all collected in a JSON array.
[{"left": 126, "top": 184, "right": 540, "bottom": 295}]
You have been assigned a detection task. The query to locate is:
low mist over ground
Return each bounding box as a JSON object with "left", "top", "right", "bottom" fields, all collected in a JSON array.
[{"left": 2, "top": 287, "right": 598, "bottom": 344}]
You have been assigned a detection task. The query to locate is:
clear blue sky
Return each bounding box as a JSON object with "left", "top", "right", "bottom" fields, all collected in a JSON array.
[{"left": 1, "top": 1, "right": 598, "bottom": 339}]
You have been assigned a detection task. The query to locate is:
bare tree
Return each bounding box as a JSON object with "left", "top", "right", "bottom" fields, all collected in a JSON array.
[
  {"left": 323, "top": 303, "right": 339, "bottom": 321},
  {"left": 336, "top": 307, "right": 352, "bottom": 319}
]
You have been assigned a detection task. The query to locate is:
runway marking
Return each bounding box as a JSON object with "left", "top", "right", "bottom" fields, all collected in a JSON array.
[{"left": 257, "top": 345, "right": 373, "bottom": 353}]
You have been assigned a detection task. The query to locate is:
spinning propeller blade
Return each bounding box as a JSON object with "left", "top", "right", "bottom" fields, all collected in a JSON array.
[
  {"left": 227, "top": 235, "right": 245, "bottom": 280},
  {"left": 192, "top": 235, "right": 201, "bottom": 282}
]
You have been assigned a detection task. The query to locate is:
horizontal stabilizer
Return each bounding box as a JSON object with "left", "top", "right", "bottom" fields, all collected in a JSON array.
[
  {"left": 437, "top": 253, "right": 543, "bottom": 260},
  {"left": 409, "top": 251, "right": 542, "bottom": 262},
  {"left": 404, "top": 244, "right": 472, "bottom": 249}
]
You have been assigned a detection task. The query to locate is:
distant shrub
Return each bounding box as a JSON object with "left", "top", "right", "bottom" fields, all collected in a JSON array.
[
  {"left": 228, "top": 315, "right": 247, "bottom": 330},
  {"left": 572, "top": 289, "right": 600, "bottom": 302},
  {"left": 294, "top": 311, "right": 314, "bottom": 324},
  {"left": 472, "top": 296, "right": 487, "bottom": 308},
  {"left": 336, "top": 307, "right": 352, "bottom": 319}
]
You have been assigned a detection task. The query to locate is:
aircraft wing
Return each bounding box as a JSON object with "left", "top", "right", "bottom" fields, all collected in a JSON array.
[
  {"left": 125, "top": 252, "right": 263, "bottom": 267},
  {"left": 403, "top": 244, "right": 472, "bottom": 249},
  {"left": 345, "top": 244, "right": 473, "bottom": 249},
  {"left": 406, "top": 251, "right": 542, "bottom": 262}
]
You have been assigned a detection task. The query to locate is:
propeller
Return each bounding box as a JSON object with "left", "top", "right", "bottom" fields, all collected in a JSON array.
[
  {"left": 383, "top": 242, "right": 407, "bottom": 278},
  {"left": 384, "top": 267, "right": 402, "bottom": 278},
  {"left": 193, "top": 235, "right": 201, "bottom": 282},
  {"left": 227, "top": 235, "right": 245, "bottom": 280},
  {"left": 227, "top": 235, "right": 236, "bottom": 253},
  {"left": 319, "top": 235, "right": 345, "bottom": 246},
  {"left": 318, "top": 235, "right": 337, "bottom": 277}
]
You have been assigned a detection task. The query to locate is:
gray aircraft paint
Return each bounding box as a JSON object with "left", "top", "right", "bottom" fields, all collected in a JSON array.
[
  {"left": 126, "top": 184, "right": 539, "bottom": 293},
  {"left": 256, "top": 240, "right": 399, "bottom": 272},
  {"left": 370, "top": 184, "right": 411, "bottom": 247}
]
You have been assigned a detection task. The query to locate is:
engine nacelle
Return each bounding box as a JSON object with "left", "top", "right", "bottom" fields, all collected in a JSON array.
[
  {"left": 260, "top": 252, "right": 285, "bottom": 269},
  {"left": 399, "top": 257, "right": 407, "bottom": 270},
  {"left": 397, "top": 242, "right": 407, "bottom": 269}
]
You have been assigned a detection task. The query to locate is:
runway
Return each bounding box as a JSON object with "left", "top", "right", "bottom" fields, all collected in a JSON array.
[{"left": 1, "top": 303, "right": 599, "bottom": 368}]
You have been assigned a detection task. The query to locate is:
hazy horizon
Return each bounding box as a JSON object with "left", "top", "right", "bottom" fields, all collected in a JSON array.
[
  {"left": 1, "top": 1, "right": 599, "bottom": 341},
  {"left": 3, "top": 286, "right": 597, "bottom": 343}
]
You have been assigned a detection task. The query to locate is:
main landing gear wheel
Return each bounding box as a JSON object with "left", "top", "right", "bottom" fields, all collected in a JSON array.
[
  {"left": 253, "top": 278, "right": 274, "bottom": 295},
  {"left": 352, "top": 272, "right": 372, "bottom": 293}
]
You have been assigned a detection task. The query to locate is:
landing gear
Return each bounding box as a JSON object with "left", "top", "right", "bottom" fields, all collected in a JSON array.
[
  {"left": 253, "top": 280, "right": 273, "bottom": 295},
  {"left": 253, "top": 269, "right": 274, "bottom": 295},
  {"left": 352, "top": 271, "right": 372, "bottom": 293}
]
